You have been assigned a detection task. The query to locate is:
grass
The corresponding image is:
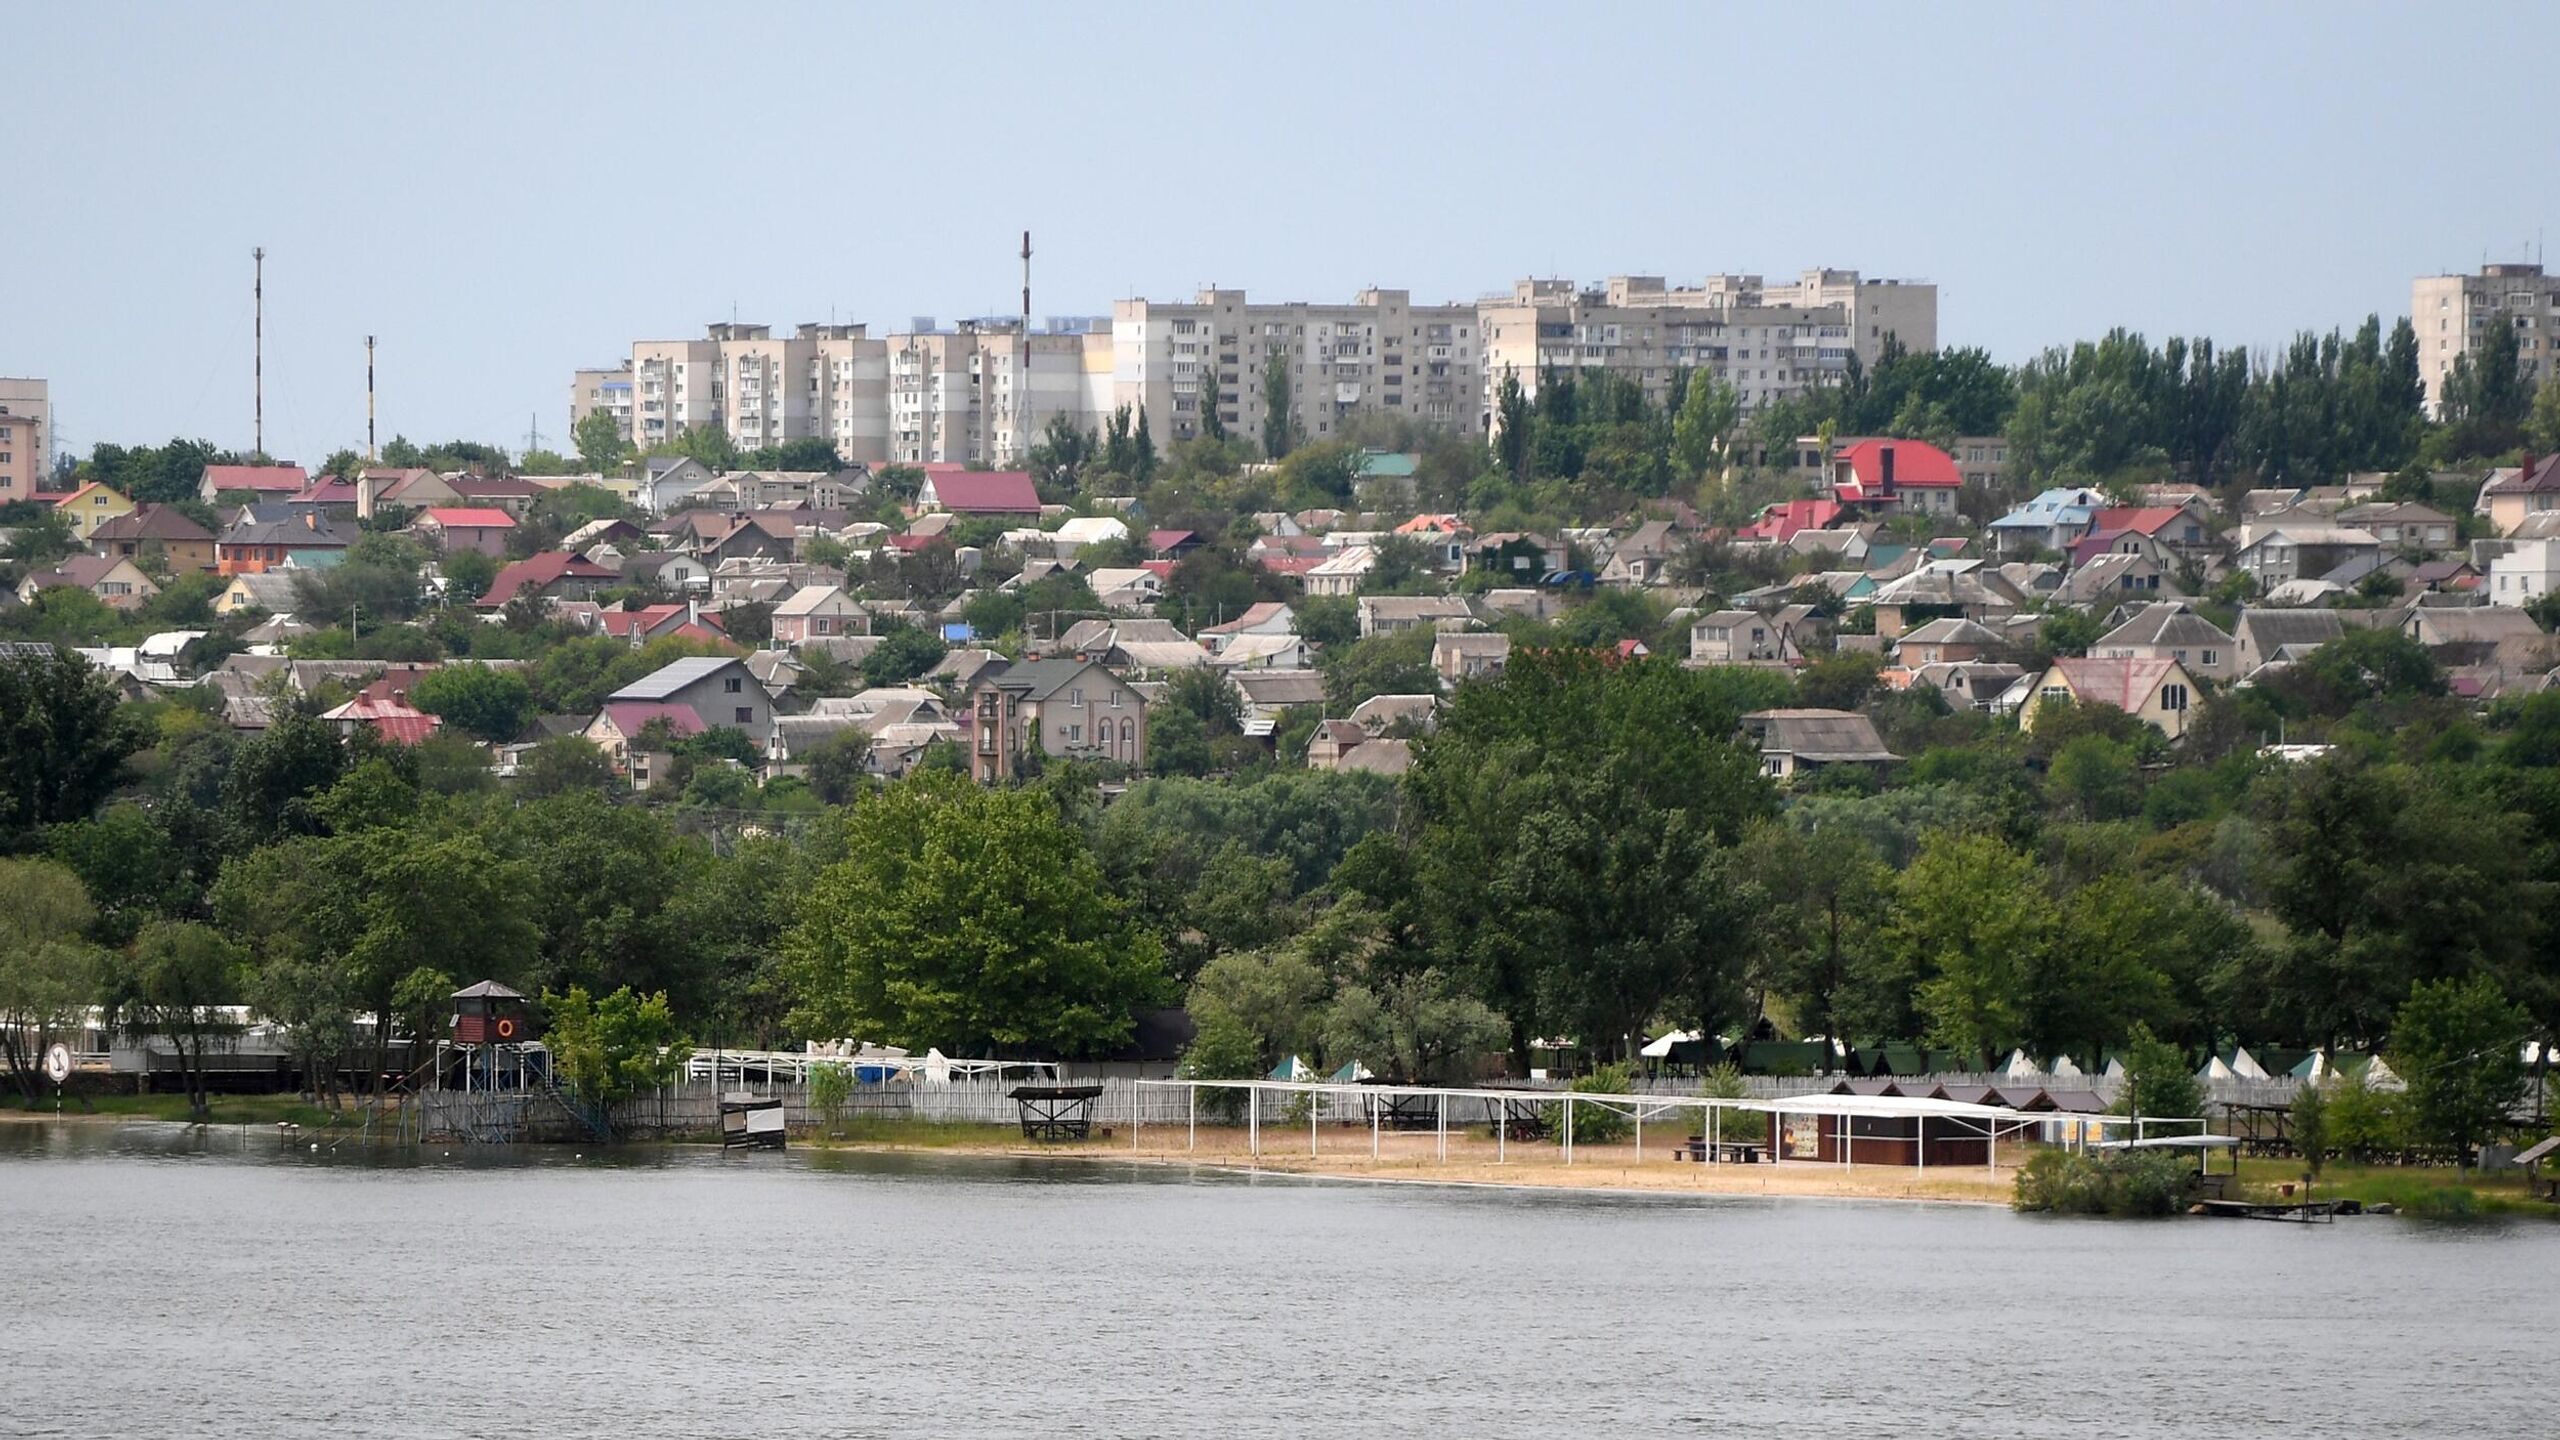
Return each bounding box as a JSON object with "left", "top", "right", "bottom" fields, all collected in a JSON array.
[
  {"left": 802, "top": 1115, "right": 1045, "bottom": 1149},
  {"left": 2232, "top": 1157, "right": 2555, "bottom": 1217}
]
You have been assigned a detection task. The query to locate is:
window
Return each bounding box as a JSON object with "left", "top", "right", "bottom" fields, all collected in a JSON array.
[
  {"left": 2201, "top": 650, "right": 2218, "bottom": 667},
  {"left": 2159, "top": 684, "right": 2188, "bottom": 712},
  {"left": 735, "top": 707, "right": 753, "bottom": 725},
  {"left": 1069, "top": 687, "right": 1084, "bottom": 708},
  {"left": 723, "top": 676, "right": 743, "bottom": 693}
]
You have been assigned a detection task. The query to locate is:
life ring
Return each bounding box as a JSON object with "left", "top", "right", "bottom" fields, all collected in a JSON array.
[{"left": 495, "top": 1017, "right": 518, "bottom": 1040}]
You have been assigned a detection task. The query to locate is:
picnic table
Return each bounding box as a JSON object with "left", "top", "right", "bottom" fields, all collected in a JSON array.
[
  {"left": 1373, "top": 1091, "right": 1442, "bottom": 1132},
  {"left": 1672, "top": 1138, "right": 1765, "bottom": 1164},
  {"left": 1485, "top": 1094, "right": 1550, "bottom": 1142}
]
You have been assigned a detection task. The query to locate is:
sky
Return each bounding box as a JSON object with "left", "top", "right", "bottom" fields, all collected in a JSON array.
[{"left": 10, "top": 1, "right": 2559, "bottom": 468}]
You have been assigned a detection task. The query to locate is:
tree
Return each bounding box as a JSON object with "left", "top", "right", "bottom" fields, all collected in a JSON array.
[
  {"left": 2290, "top": 1080, "right": 2330, "bottom": 1178},
  {"left": 1262, "top": 346, "right": 1299, "bottom": 459},
  {"left": 0, "top": 859, "right": 98, "bottom": 1103},
  {"left": 1164, "top": 665, "right": 1244, "bottom": 736},
  {"left": 2528, "top": 371, "right": 2560, "bottom": 454},
  {"left": 803, "top": 728, "right": 873, "bottom": 805},
  {"left": 0, "top": 648, "right": 140, "bottom": 843},
  {"left": 99, "top": 921, "right": 248, "bottom": 1118},
  {"left": 1187, "top": 946, "right": 1327, "bottom": 1076},
  {"left": 2113, "top": 1022, "right": 2204, "bottom": 1122},
  {"left": 1671, "top": 374, "right": 1740, "bottom": 482},
  {"left": 1291, "top": 595, "right": 1359, "bottom": 649},
  {"left": 219, "top": 709, "right": 351, "bottom": 846},
  {"left": 2388, "top": 975, "right": 2529, "bottom": 1170},
  {"left": 442, "top": 547, "right": 500, "bottom": 605},
  {"left": 541, "top": 985, "right": 692, "bottom": 1108},
  {"left": 518, "top": 735, "right": 616, "bottom": 798},
  {"left": 409, "top": 662, "right": 534, "bottom": 743},
  {"left": 1320, "top": 968, "right": 1506, "bottom": 1085},
  {"left": 785, "top": 772, "right": 1169, "bottom": 1056},
  {"left": 1493, "top": 369, "right": 1532, "bottom": 477},
  {"left": 860, "top": 624, "right": 948, "bottom": 688},
  {"left": 1888, "top": 832, "right": 2052, "bottom": 1070},
  {"left": 1319, "top": 627, "right": 1436, "bottom": 714},
  {"left": 1199, "top": 367, "right": 1226, "bottom": 443}
]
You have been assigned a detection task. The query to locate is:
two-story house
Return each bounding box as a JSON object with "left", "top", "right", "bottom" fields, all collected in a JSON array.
[
  {"left": 2092, "top": 601, "right": 2237, "bottom": 682},
  {"left": 771, "top": 584, "right": 870, "bottom": 644},
  {"left": 603, "top": 655, "right": 774, "bottom": 750},
  {"left": 964, "top": 658, "right": 1147, "bottom": 779},
  {"left": 88, "top": 504, "right": 218, "bottom": 574}
]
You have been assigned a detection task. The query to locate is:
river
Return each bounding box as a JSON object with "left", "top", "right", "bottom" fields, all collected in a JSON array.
[{"left": 0, "top": 1121, "right": 2544, "bottom": 1437}]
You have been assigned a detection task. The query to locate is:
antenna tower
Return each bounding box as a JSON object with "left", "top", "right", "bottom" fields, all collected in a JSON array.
[
  {"left": 253, "top": 247, "right": 265, "bottom": 457},
  {"left": 366, "top": 335, "right": 377, "bottom": 461}
]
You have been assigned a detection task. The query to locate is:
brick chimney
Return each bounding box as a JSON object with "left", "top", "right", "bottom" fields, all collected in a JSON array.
[{"left": 1880, "top": 444, "right": 1897, "bottom": 492}]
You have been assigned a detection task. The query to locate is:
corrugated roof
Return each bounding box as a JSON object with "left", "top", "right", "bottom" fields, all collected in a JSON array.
[{"left": 607, "top": 656, "right": 748, "bottom": 702}]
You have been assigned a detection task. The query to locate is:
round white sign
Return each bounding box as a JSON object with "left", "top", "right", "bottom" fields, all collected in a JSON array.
[{"left": 43, "top": 1043, "right": 74, "bottom": 1084}]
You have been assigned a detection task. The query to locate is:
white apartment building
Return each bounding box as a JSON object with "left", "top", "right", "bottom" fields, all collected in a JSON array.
[
  {"left": 886, "top": 320, "right": 1112, "bottom": 467},
  {"left": 2412, "top": 262, "right": 2560, "bottom": 416},
  {"left": 1113, "top": 289, "right": 1481, "bottom": 450},
  {"left": 1479, "top": 269, "right": 1937, "bottom": 427},
  {"left": 571, "top": 363, "right": 634, "bottom": 444},
  {"left": 0, "top": 377, "right": 47, "bottom": 497}
]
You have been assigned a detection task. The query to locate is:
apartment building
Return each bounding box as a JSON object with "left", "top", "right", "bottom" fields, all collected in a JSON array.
[
  {"left": 1113, "top": 289, "right": 1481, "bottom": 450},
  {"left": 0, "top": 377, "right": 50, "bottom": 497},
  {"left": 2412, "top": 262, "right": 2560, "bottom": 415},
  {"left": 1479, "top": 269, "right": 1937, "bottom": 428},
  {"left": 570, "top": 363, "right": 634, "bottom": 444},
  {"left": 887, "top": 320, "right": 1112, "bottom": 467}
]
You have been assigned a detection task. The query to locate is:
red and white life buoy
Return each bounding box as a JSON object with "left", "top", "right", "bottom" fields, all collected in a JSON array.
[{"left": 495, "top": 1017, "right": 519, "bottom": 1041}]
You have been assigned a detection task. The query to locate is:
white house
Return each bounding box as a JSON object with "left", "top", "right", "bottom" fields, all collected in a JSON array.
[{"left": 2488, "top": 538, "right": 2560, "bottom": 605}]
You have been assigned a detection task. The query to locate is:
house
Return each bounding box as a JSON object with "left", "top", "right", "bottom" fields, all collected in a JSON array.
[
  {"left": 637, "top": 457, "right": 720, "bottom": 516},
  {"left": 1740, "top": 709, "right": 1900, "bottom": 781},
  {"left": 1866, "top": 560, "right": 2027, "bottom": 639},
  {"left": 1352, "top": 450, "right": 1420, "bottom": 505},
  {"left": 1359, "top": 594, "right": 1472, "bottom": 637},
  {"left": 88, "top": 505, "right": 218, "bottom": 574},
  {"left": 286, "top": 474, "right": 363, "bottom": 518},
  {"left": 2054, "top": 551, "right": 2177, "bottom": 607},
  {"left": 582, "top": 700, "right": 706, "bottom": 786},
  {"left": 2235, "top": 526, "right": 2380, "bottom": 587},
  {"left": 197, "top": 464, "right": 307, "bottom": 506},
  {"left": 17, "top": 553, "right": 159, "bottom": 610},
  {"left": 915, "top": 469, "right": 1041, "bottom": 518},
  {"left": 562, "top": 517, "right": 648, "bottom": 553},
  {"left": 1988, "top": 487, "right": 2110, "bottom": 556},
  {"left": 1333, "top": 738, "right": 1414, "bottom": 776},
  {"left": 2338, "top": 502, "right": 2457, "bottom": 554},
  {"left": 2089, "top": 503, "right": 2214, "bottom": 551},
  {"left": 1147, "top": 528, "right": 1204, "bottom": 562},
  {"left": 1893, "top": 617, "right": 2004, "bottom": 668},
  {"left": 216, "top": 508, "right": 359, "bottom": 576},
  {"left": 1228, "top": 669, "right": 1327, "bottom": 736},
  {"left": 2020, "top": 656, "right": 2200, "bottom": 739},
  {"left": 1468, "top": 532, "right": 1559, "bottom": 579},
  {"left": 215, "top": 571, "right": 302, "bottom": 618},
  {"left": 2093, "top": 601, "right": 2237, "bottom": 682},
  {"left": 2410, "top": 558, "right": 2482, "bottom": 594},
  {"left": 2487, "top": 539, "right": 2560, "bottom": 605},
  {"left": 1599, "top": 519, "right": 1680, "bottom": 585},
  {"left": 1086, "top": 566, "right": 1166, "bottom": 612},
  {"left": 1209, "top": 633, "right": 1314, "bottom": 671},
  {"left": 2231, "top": 607, "right": 2356, "bottom": 676},
  {"left": 1735, "top": 497, "right": 1845, "bottom": 543},
  {"left": 770, "top": 584, "right": 869, "bottom": 644},
  {"left": 697, "top": 513, "right": 800, "bottom": 567},
  {"left": 2477, "top": 454, "right": 2560, "bottom": 535},
  {"left": 447, "top": 476, "right": 546, "bottom": 518},
  {"left": 597, "top": 602, "right": 729, "bottom": 647},
  {"left": 50, "top": 482, "right": 136, "bottom": 543},
  {"left": 1199, "top": 601, "right": 1296, "bottom": 653},
  {"left": 2402, "top": 605, "right": 2543, "bottom": 660},
  {"left": 319, "top": 674, "right": 443, "bottom": 746},
  {"left": 1301, "top": 545, "right": 1375, "bottom": 597},
  {"left": 413, "top": 507, "right": 517, "bottom": 557},
  {"left": 1305, "top": 719, "right": 1371, "bottom": 770},
  {"left": 1689, "top": 609, "right": 1803, "bottom": 666},
  {"left": 478, "top": 551, "right": 616, "bottom": 609},
  {"left": 351, "top": 467, "right": 446, "bottom": 517},
  {"left": 964, "top": 658, "right": 1147, "bottom": 779},
  {"left": 604, "top": 655, "right": 775, "bottom": 749},
  {"left": 1906, "top": 660, "right": 2026, "bottom": 711},
  {"left": 1827, "top": 439, "right": 1962, "bottom": 517},
  {"left": 1432, "top": 632, "right": 1511, "bottom": 684}
]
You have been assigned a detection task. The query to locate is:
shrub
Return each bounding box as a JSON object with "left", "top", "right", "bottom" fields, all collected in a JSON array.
[
  {"left": 1701, "top": 1062, "right": 1765, "bottom": 1144},
  {"left": 809, "top": 1063, "right": 853, "bottom": 1124},
  {"left": 2012, "top": 1148, "right": 2197, "bottom": 1216},
  {"left": 1550, "top": 1062, "right": 1635, "bottom": 1146},
  {"left": 2290, "top": 1081, "right": 2330, "bottom": 1178}
]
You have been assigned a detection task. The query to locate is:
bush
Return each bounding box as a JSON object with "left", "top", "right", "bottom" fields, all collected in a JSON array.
[
  {"left": 809, "top": 1063, "right": 853, "bottom": 1124},
  {"left": 1700, "top": 1062, "right": 1765, "bottom": 1144},
  {"left": 2406, "top": 1185, "right": 2479, "bottom": 1219},
  {"left": 1549, "top": 1062, "right": 1635, "bottom": 1146},
  {"left": 2012, "top": 1148, "right": 2197, "bottom": 1216}
]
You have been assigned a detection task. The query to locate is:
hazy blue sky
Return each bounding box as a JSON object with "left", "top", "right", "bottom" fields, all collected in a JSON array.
[{"left": 10, "top": 2, "right": 2557, "bottom": 466}]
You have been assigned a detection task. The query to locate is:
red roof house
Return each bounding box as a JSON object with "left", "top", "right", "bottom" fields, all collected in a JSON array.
[
  {"left": 417, "top": 507, "right": 519, "bottom": 557},
  {"left": 1738, "top": 497, "right": 1845, "bottom": 542},
  {"left": 1828, "top": 441, "right": 1961, "bottom": 516},
  {"left": 477, "top": 551, "right": 614, "bottom": 608},
  {"left": 915, "top": 470, "right": 1041, "bottom": 516},
  {"left": 199, "top": 464, "right": 309, "bottom": 504}
]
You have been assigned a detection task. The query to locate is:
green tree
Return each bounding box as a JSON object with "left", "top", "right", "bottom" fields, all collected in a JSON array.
[
  {"left": 2388, "top": 975, "right": 2530, "bottom": 1170},
  {"left": 0, "top": 648, "right": 140, "bottom": 842},
  {"left": 859, "top": 624, "right": 948, "bottom": 688},
  {"left": 2530, "top": 371, "right": 2560, "bottom": 454},
  {"left": 518, "top": 736, "right": 616, "bottom": 798},
  {"left": 409, "top": 662, "right": 534, "bottom": 743},
  {"left": 785, "top": 772, "right": 1169, "bottom": 1056},
  {"left": 1319, "top": 627, "right": 1436, "bottom": 714},
  {"left": 541, "top": 985, "right": 692, "bottom": 1106},
  {"left": 1671, "top": 374, "right": 1740, "bottom": 482},
  {"left": 2113, "top": 1022, "right": 2205, "bottom": 1122},
  {"left": 442, "top": 547, "right": 500, "bottom": 605},
  {"left": 1164, "top": 665, "right": 1243, "bottom": 736},
  {"left": 1888, "top": 832, "right": 2052, "bottom": 1069},
  {"left": 1291, "top": 595, "right": 1359, "bottom": 649},
  {"left": 1261, "top": 346, "right": 1299, "bottom": 459},
  {"left": 2290, "top": 1080, "right": 2330, "bottom": 1177},
  {"left": 1199, "top": 367, "right": 1226, "bottom": 443},
  {"left": 1320, "top": 968, "right": 1506, "bottom": 1085},
  {"left": 99, "top": 921, "right": 248, "bottom": 1117},
  {"left": 1187, "top": 945, "right": 1327, "bottom": 1076},
  {"left": 803, "top": 728, "right": 873, "bottom": 805},
  {"left": 0, "top": 859, "right": 98, "bottom": 1103}
]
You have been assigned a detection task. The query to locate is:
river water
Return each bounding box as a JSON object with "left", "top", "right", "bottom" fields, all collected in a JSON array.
[{"left": 0, "top": 1121, "right": 2545, "bottom": 1438}]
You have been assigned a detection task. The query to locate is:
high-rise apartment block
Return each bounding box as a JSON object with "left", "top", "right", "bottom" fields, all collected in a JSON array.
[
  {"left": 571, "top": 363, "right": 634, "bottom": 444},
  {"left": 2411, "top": 262, "right": 2560, "bottom": 416},
  {"left": 1478, "top": 270, "right": 1936, "bottom": 423},
  {"left": 588, "top": 266, "right": 1934, "bottom": 465},
  {"left": 1110, "top": 289, "right": 1481, "bottom": 448},
  {"left": 0, "top": 377, "right": 50, "bottom": 497}
]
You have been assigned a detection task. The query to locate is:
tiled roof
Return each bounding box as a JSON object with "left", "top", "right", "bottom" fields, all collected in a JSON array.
[
  {"left": 2048, "top": 656, "right": 2183, "bottom": 711},
  {"left": 202, "top": 464, "right": 308, "bottom": 493},
  {"left": 922, "top": 470, "right": 1041, "bottom": 512},
  {"left": 477, "top": 551, "right": 614, "bottom": 607},
  {"left": 421, "top": 507, "right": 516, "bottom": 528},
  {"left": 1836, "top": 440, "right": 1959, "bottom": 492},
  {"left": 596, "top": 701, "right": 706, "bottom": 739}
]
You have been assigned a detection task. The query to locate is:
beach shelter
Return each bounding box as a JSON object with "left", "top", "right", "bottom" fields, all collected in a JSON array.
[
  {"left": 1268, "top": 1055, "right": 1314, "bottom": 1081},
  {"left": 923, "top": 1047, "right": 952, "bottom": 1084},
  {"left": 1330, "top": 1059, "right": 1373, "bottom": 1083},
  {"left": 2227, "top": 1046, "right": 2271, "bottom": 1080},
  {"left": 2050, "top": 1055, "right": 2086, "bottom": 1079},
  {"left": 2002, "top": 1049, "right": 2042, "bottom": 1080},
  {"left": 1641, "top": 1029, "right": 1700, "bottom": 1059}
]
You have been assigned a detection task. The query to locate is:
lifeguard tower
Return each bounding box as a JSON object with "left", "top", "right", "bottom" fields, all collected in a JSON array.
[{"left": 448, "top": 981, "right": 545, "bottom": 1092}]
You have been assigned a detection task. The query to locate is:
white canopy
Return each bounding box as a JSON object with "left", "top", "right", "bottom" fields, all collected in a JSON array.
[{"left": 1639, "top": 1030, "right": 1701, "bottom": 1059}]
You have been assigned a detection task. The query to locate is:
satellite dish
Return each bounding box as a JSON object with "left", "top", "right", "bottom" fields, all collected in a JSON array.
[{"left": 43, "top": 1043, "right": 73, "bottom": 1084}]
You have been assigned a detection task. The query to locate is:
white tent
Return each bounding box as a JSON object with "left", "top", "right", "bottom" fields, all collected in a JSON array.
[
  {"left": 2050, "top": 1055, "right": 2086, "bottom": 1079},
  {"left": 2002, "top": 1048, "right": 2041, "bottom": 1080},
  {"left": 2228, "top": 1046, "right": 2271, "bottom": 1080},
  {"left": 1640, "top": 1030, "right": 1701, "bottom": 1059}
]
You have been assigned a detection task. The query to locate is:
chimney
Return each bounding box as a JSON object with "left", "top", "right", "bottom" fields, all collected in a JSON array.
[
  {"left": 2525, "top": 452, "right": 2541, "bottom": 486},
  {"left": 304, "top": 509, "right": 317, "bottom": 530},
  {"left": 1880, "top": 445, "right": 1896, "bottom": 491}
]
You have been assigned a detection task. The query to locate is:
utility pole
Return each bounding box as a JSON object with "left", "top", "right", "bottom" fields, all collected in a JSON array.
[
  {"left": 1018, "top": 229, "right": 1032, "bottom": 466},
  {"left": 253, "top": 247, "right": 265, "bottom": 458},
  {"left": 366, "top": 335, "right": 377, "bottom": 462}
]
